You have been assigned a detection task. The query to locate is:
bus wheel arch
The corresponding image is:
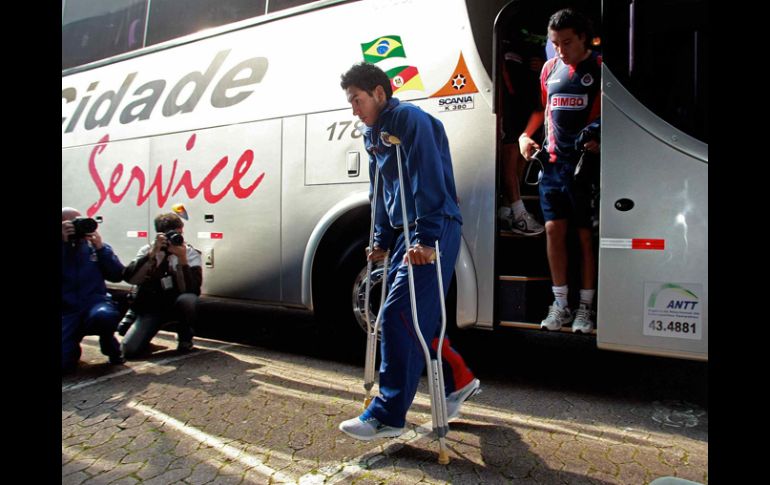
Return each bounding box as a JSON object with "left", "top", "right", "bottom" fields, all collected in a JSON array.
[{"left": 308, "top": 201, "right": 370, "bottom": 338}]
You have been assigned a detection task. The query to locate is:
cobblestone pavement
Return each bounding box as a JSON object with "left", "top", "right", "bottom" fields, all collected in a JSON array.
[{"left": 62, "top": 329, "right": 707, "bottom": 485}]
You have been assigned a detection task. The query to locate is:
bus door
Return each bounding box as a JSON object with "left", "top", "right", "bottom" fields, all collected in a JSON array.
[
  {"left": 491, "top": 0, "right": 601, "bottom": 331},
  {"left": 597, "top": 0, "right": 708, "bottom": 360}
]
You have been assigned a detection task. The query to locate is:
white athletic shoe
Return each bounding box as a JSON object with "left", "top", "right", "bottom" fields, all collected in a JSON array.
[
  {"left": 541, "top": 303, "right": 573, "bottom": 331},
  {"left": 511, "top": 210, "right": 545, "bottom": 236},
  {"left": 572, "top": 304, "right": 595, "bottom": 334},
  {"left": 338, "top": 416, "right": 403, "bottom": 441},
  {"left": 446, "top": 378, "right": 481, "bottom": 419}
]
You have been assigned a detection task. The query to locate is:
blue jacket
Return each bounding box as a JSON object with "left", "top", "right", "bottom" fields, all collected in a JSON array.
[
  {"left": 365, "top": 98, "right": 462, "bottom": 249},
  {"left": 61, "top": 240, "right": 125, "bottom": 315}
]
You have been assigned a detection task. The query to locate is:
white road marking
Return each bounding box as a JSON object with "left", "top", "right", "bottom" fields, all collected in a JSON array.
[
  {"left": 244, "top": 375, "right": 443, "bottom": 484},
  {"left": 62, "top": 339, "right": 235, "bottom": 393},
  {"left": 311, "top": 421, "right": 436, "bottom": 484},
  {"left": 128, "top": 400, "right": 296, "bottom": 483}
]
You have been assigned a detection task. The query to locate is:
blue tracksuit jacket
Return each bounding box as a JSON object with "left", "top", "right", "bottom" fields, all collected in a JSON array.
[
  {"left": 61, "top": 240, "right": 125, "bottom": 315},
  {"left": 365, "top": 98, "right": 463, "bottom": 250}
]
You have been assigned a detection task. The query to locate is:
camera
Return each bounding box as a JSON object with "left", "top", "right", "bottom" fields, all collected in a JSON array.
[
  {"left": 117, "top": 308, "right": 136, "bottom": 336},
  {"left": 165, "top": 230, "right": 184, "bottom": 246},
  {"left": 70, "top": 217, "right": 98, "bottom": 240}
]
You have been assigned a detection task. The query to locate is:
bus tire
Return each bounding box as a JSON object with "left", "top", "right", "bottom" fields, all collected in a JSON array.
[{"left": 314, "top": 233, "right": 369, "bottom": 343}]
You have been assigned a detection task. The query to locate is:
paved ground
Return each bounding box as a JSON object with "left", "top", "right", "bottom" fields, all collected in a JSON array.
[{"left": 62, "top": 312, "right": 707, "bottom": 485}]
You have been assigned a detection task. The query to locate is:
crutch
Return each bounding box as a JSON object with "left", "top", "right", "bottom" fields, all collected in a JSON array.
[
  {"left": 363, "top": 164, "right": 390, "bottom": 409},
  {"left": 384, "top": 131, "right": 450, "bottom": 465}
]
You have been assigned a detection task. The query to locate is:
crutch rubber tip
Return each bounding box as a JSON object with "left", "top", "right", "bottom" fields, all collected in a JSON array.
[{"left": 438, "top": 449, "right": 450, "bottom": 465}]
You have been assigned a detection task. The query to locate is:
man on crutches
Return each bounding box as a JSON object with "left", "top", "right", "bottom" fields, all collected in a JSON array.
[{"left": 338, "top": 62, "right": 481, "bottom": 444}]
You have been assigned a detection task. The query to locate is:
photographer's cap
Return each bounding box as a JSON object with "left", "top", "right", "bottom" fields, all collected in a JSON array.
[{"left": 171, "top": 203, "right": 189, "bottom": 220}]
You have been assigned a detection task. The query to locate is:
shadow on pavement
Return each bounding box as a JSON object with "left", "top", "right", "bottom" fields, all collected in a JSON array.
[{"left": 369, "top": 421, "right": 615, "bottom": 485}]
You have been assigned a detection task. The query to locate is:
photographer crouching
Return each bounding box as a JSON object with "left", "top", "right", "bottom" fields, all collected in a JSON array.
[
  {"left": 121, "top": 212, "right": 202, "bottom": 358},
  {"left": 61, "top": 207, "right": 126, "bottom": 373}
]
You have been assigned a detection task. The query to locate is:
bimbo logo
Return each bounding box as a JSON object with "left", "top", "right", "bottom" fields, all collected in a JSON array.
[{"left": 550, "top": 94, "right": 588, "bottom": 111}]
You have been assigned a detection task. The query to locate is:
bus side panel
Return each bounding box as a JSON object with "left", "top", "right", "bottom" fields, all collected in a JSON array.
[
  {"left": 280, "top": 115, "right": 307, "bottom": 306},
  {"left": 147, "top": 121, "right": 282, "bottom": 301},
  {"left": 598, "top": 71, "right": 708, "bottom": 360},
  {"left": 282, "top": 109, "right": 370, "bottom": 307},
  {"left": 62, "top": 139, "right": 151, "bottom": 273},
  {"left": 428, "top": 100, "right": 496, "bottom": 329}
]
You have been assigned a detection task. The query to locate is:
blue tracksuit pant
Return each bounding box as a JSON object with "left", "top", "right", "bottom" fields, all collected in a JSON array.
[
  {"left": 362, "top": 218, "right": 473, "bottom": 428},
  {"left": 62, "top": 301, "right": 122, "bottom": 371}
]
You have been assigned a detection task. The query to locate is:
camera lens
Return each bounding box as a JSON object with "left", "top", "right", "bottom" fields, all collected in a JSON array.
[
  {"left": 71, "top": 217, "right": 98, "bottom": 239},
  {"left": 165, "top": 231, "right": 184, "bottom": 246}
]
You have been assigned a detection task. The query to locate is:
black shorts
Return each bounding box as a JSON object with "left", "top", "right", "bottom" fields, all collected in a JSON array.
[{"left": 538, "top": 160, "right": 592, "bottom": 227}]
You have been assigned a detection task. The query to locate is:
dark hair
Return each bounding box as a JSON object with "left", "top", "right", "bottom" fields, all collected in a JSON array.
[
  {"left": 548, "top": 8, "right": 594, "bottom": 49},
  {"left": 154, "top": 212, "right": 183, "bottom": 233},
  {"left": 340, "top": 62, "right": 393, "bottom": 99}
]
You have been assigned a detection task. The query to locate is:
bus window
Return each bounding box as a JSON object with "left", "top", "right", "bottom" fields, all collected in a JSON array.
[
  {"left": 267, "top": 0, "right": 318, "bottom": 14},
  {"left": 145, "top": 0, "right": 267, "bottom": 46},
  {"left": 603, "top": 0, "right": 708, "bottom": 144},
  {"left": 62, "top": 0, "right": 148, "bottom": 69}
]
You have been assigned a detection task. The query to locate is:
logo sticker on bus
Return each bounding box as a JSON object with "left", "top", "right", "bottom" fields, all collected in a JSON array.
[
  {"left": 437, "top": 95, "right": 474, "bottom": 112},
  {"left": 430, "top": 53, "right": 479, "bottom": 98},
  {"left": 644, "top": 282, "right": 703, "bottom": 340}
]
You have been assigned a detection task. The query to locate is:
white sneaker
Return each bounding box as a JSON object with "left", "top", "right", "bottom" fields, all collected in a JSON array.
[
  {"left": 541, "top": 303, "right": 573, "bottom": 331},
  {"left": 338, "top": 416, "right": 403, "bottom": 441},
  {"left": 511, "top": 210, "right": 545, "bottom": 236},
  {"left": 572, "top": 304, "right": 595, "bottom": 334},
  {"left": 446, "top": 378, "right": 481, "bottom": 419}
]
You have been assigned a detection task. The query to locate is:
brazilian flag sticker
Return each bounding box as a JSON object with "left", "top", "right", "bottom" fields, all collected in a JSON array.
[{"left": 361, "top": 36, "right": 406, "bottom": 63}]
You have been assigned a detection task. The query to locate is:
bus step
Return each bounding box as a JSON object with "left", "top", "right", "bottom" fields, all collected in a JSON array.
[
  {"left": 497, "top": 276, "right": 552, "bottom": 322},
  {"left": 499, "top": 229, "right": 545, "bottom": 238},
  {"left": 498, "top": 320, "right": 597, "bottom": 335}
]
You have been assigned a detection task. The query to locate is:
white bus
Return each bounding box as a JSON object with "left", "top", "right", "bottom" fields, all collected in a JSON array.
[{"left": 62, "top": 0, "right": 708, "bottom": 361}]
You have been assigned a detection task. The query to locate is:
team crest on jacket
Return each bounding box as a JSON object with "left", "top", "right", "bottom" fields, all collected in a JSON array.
[{"left": 581, "top": 73, "right": 594, "bottom": 87}]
